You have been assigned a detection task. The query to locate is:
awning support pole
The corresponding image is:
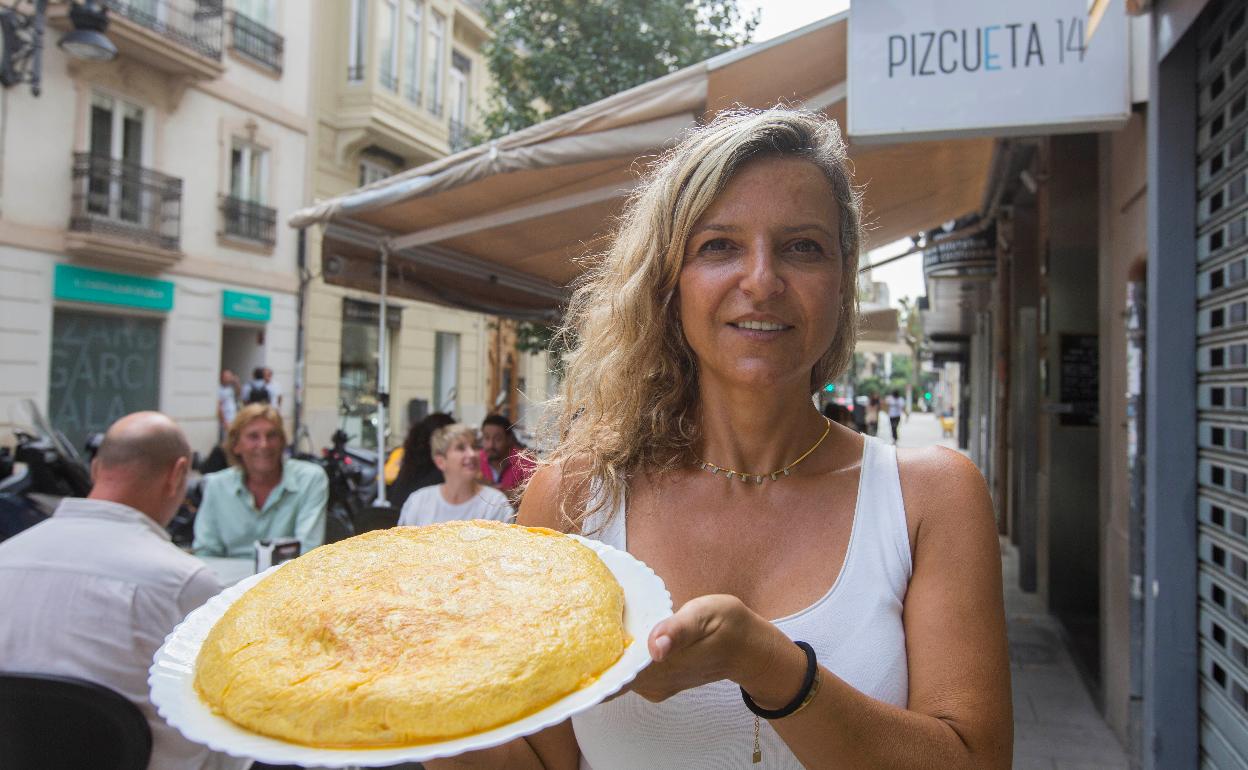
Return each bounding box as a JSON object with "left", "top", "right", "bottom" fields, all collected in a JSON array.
[{"left": 374, "top": 241, "right": 390, "bottom": 507}]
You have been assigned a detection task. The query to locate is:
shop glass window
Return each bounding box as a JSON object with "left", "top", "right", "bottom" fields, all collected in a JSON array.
[
  {"left": 433, "top": 331, "right": 459, "bottom": 413},
  {"left": 339, "top": 299, "right": 398, "bottom": 450},
  {"left": 49, "top": 309, "right": 161, "bottom": 450}
]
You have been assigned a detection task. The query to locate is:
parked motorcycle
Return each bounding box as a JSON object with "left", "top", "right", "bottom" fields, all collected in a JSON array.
[{"left": 0, "top": 401, "right": 92, "bottom": 542}]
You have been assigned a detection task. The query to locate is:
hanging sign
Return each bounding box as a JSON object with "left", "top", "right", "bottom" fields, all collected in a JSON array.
[
  {"left": 222, "top": 290, "right": 272, "bottom": 323},
  {"left": 848, "top": 0, "right": 1130, "bottom": 142}
]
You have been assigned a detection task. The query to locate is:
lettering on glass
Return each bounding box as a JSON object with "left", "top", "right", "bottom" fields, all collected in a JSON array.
[{"left": 49, "top": 310, "right": 162, "bottom": 448}]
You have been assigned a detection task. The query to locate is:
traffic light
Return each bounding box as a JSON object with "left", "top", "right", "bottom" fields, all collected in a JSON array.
[
  {"left": 924, "top": 391, "right": 932, "bottom": 400},
  {"left": 824, "top": 383, "right": 836, "bottom": 393}
]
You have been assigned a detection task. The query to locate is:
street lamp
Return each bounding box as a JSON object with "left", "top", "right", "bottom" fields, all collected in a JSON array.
[{"left": 0, "top": 1, "right": 117, "bottom": 97}]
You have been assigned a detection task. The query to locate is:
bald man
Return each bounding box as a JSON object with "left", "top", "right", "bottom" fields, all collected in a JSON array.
[{"left": 0, "top": 412, "right": 237, "bottom": 770}]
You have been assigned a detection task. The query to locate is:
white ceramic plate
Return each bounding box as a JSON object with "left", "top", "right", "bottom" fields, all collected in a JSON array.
[{"left": 149, "top": 535, "right": 672, "bottom": 767}]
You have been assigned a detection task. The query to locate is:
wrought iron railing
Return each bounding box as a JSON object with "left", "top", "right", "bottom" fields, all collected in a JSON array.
[
  {"left": 228, "top": 11, "right": 282, "bottom": 71},
  {"left": 429, "top": 98, "right": 444, "bottom": 117},
  {"left": 347, "top": 64, "right": 365, "bottom": 81},
  {"left": 70, "top": 153, "right": 182, "bottom": 252},
  {"left": 448, "top": 118, "right": 472, "bottom": 152},
  {"left": 380, "top": 70, "right": 398, "bottom": 92},
  {"left": 103, "top": 0, "right": 224, "bottom": 60},
  {"left": 220, "top": 195, "right": 276, "bottom": 245},
  {"left": 405, "top": 81, "right": 421, "bottom": 104}
]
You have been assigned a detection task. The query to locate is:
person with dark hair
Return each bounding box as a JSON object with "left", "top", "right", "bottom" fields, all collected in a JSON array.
[
  {"left": 822, "top": 402, "right": 857, "bottom": 432},
  {"left": 887, "top": 389, "right": 906, "bottom": 444},
  {"left": 478, "top": 414, "right": 534, "bottom": 493},
  {"left": 388, "top": 412, "right": 456, "bottom": 508},
  {"left": 242, "top": 366, "right": 271, "bottom": 405},
  {"left": 0, "top": 412, "right": 240, "bottom": 769}
]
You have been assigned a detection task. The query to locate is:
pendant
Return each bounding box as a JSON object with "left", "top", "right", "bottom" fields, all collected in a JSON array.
[{"left": 753, "top": 749, "right": 762, "bottom": 763}]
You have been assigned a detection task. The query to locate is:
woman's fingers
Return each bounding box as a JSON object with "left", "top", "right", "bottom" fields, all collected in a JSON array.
[{"left": 647, "top": 594, "right": 739, "bottom": 661}]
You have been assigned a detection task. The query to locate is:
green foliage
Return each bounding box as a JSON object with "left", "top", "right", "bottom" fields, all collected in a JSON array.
[
  {"left": 514, "top": 321, "right": 557, "bottom": 355},
  {"left": 480, "top": 0, "right": 758, "bottom": 137}
]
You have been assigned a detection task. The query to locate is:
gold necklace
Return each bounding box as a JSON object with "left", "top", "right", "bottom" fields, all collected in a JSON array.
[{"left": 698, "top": 417, "right": 832, "bottom": 483}]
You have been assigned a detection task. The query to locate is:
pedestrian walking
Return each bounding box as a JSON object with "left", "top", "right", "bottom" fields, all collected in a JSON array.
[
  {"left": 217, "top": 369, "right": 239, "bottom": 444},
  {"left": 887, "top": 389, "right": 905, "bottom": 444},
  {"left": 241, "top": 367, "right": 270, "bottom": 405},
  {"left": 866, "top": 393, "right": 881, "bottom": 437}
]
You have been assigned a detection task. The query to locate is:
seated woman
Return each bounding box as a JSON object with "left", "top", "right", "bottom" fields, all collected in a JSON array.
[
  {"left": 430, "top": 108, "right": 1010, "bottom": 769},
  {"left": 397, "top": 423, "right": 513, "bottom": 527}
]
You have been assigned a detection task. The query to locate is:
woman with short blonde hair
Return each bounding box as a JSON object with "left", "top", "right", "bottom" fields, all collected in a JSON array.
[{"left": 435, "top": 108, "right": 1010, "bottom": 769}]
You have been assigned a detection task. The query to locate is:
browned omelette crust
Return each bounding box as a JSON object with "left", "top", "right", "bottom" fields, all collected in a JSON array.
[{"left": 193, "top": 521, "right": 627, "bottom": 746}]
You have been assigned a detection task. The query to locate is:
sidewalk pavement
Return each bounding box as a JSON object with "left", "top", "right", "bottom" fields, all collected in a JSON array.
[{"left": 888, "top": 412, "right": 1131, "bottom": 769}]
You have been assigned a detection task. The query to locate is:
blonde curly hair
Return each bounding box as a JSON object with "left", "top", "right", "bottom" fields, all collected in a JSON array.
[{"left": 541, "top": 107, "right": 863, "bottom": 526}]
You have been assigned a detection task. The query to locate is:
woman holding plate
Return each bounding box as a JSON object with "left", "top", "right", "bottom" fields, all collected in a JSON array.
[{"left": 433, "top": 108, "right": 1011, "bottom": 769}]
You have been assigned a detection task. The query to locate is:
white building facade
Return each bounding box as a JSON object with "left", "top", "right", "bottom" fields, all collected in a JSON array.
[{"left": 0, "top": 0, "right": 312, "bottom": 454}]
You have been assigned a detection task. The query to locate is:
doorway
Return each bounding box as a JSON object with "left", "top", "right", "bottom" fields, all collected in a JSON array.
[{"left": 220, "top": 324, "right": 265, "bottom": 389}]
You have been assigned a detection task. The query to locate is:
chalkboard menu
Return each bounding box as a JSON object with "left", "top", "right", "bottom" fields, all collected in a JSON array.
[
  {"left": 49, "top": 310, "right": 162, "bottom": 449},
  {"left": 1059, "top": 334, "right": 1098, "bottom": 427}
]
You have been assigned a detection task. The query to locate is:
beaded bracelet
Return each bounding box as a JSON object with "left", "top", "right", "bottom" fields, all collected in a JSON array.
[{"left": 740, "top": 640, "right": 821, "bottom": 720}]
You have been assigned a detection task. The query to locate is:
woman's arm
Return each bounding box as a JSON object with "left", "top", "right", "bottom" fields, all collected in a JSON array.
[
  {"left": 425, "top": 464, "right": 584, "bottom": 770},
  {"left": 631, "top": 446, "right": 1012, "bottom": 769}
]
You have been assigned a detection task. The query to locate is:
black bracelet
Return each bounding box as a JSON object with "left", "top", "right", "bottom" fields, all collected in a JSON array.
[{"left": 740, "top": 640, "right": 818, "bottom": 720}]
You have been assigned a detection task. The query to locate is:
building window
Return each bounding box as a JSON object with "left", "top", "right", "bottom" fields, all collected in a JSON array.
[
  {"left": 348, "top": 0, "right": 367, "bottom": 81},
  {"left": 230, "top": 140, "right": 268, "bottom": 203},
  {"left": 359, "top": 156, "right": 394, "bottom": 186},
  {"left": 230, "top": 0, "right": 283, "bottom": 72},
  {"left": 223, "top": 140, "right": 276, "bottom": 244},
  {"left": 49, "top": 309, "right": 162, "bottom": 450},
  {"left": 427, "top": 10, "right": 445, "bottom": 115},
  {"left": 378, "top": 0, "right": 398, "bottom": 91},
  {"left": 88, "top": 92, "right": 145, "bottom": 223},
  {"left": 403, "top": 0, "right": 422, "bottom": 104},
  {"left": 448, "top": 50, "right": 471, "bottom": 150},
  {"left": 434, "top": 331, "right": 459, "bottom": 413}
]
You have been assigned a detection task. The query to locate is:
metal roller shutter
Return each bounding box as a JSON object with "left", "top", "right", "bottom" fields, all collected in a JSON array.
[{"left": 1197, "top": 3, "right": 1248, "bottom": 766}]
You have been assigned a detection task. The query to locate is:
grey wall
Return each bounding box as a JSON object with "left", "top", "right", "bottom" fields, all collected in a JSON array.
[{"left": 1044, "top": 134, "right": 1103, "bottom": 650}]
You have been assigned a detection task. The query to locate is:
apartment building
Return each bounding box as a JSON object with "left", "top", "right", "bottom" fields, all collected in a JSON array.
[
  {"left": 304, "top": 0, "right": 549, "bottom": 451},
  {"left": 0, "top": 0, "right": 312, "bottom": 453}
]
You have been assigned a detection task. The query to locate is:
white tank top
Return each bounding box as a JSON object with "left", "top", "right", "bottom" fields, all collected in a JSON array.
[{"left": 572, "top": 436, "right": 913, "bottom": 769}]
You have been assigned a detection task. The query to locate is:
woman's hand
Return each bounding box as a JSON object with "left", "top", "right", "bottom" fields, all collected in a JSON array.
[{"left": 629, "top": 594, "right": 803, "bottom": 707}]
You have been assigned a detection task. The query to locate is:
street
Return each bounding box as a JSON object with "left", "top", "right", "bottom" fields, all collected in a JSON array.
[{"left": 892, "top": 413, "right": 1130, "bottom": 769}]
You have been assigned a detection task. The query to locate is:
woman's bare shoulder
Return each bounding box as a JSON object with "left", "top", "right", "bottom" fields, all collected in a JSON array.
[
  {"left": 515, "top": 457, "right": 595, "bottom": 535},
  {"left": 894, "top": 445, "right": 994, "bottom": 547}
]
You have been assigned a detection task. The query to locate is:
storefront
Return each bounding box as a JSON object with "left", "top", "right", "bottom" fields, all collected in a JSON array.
[
  {"left": 47, "top": 264, "right": 170, "bottom": 449},
  {"left": 0, "top": 251, "right": 297, "bottom": 456}
]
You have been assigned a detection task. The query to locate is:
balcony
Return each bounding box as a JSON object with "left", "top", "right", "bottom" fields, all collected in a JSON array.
[
  {"left": 67, "top": 153, "right": 183, "bottom": 269},
  {"left": 448, "top": 118, "right": 473, "bottom": 153},
  {"left": 219, "top": 195, "right": 276, "bottom": 247},
  {"left": 53, "top": 0, "right": 227, "bottom": 82},
  {"left": 228, "top": 11, "right": 282, "bottom": 73}
]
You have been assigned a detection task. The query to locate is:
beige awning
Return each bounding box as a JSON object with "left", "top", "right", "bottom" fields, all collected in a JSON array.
[{"left": 291, "top": 12, "right": 994, "bottom": 319}]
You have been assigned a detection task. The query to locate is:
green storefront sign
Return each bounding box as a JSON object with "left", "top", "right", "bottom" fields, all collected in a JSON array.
[
  {"left": 222, "top": 290, "right": 271, "bottom": 323},
  {"left": 53, "top": 264, "right": 174, "bottom": 312}
]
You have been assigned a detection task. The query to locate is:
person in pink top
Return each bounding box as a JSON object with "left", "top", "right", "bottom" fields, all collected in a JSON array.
[{"left": 478, "top": 414, "right": 534, "bottom": 494}]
